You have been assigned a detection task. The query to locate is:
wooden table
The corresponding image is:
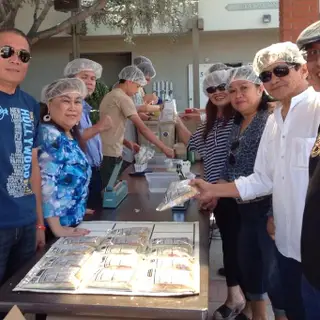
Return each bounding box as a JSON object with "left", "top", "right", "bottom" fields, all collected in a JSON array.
[{"left": 0, "top": 164, "right": 209, "bottom": 320}]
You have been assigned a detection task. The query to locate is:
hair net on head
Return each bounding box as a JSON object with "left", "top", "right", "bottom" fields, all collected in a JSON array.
[
  {"left": 41, "top": 78, "right": 88, "bottom": 104},
  {"left": 137, "top": 62, "right": 156, "bottom": 78},
  {"left": 228, "top": 65, "right": 261, "bottom": 86},
  {"left": 253, "top": 41, "right": 306, "bottom": 75},
  {"left": 297, "top": 20, "right": 320, "bottom": 50},
  {"left": 63, "top": 58, "right": 103, "bottom": 79},
  {"left": 206, "top": 63, "right": 231, "bottom": 75},
  {"left": 118, "top": 65, "right": 147, "bottom": 86},
  {"left": 202, "top": 69, "right": 232, "bottom": 96},
  {"left": 133, "top": 55, "right": 152, "bottom": 66}
]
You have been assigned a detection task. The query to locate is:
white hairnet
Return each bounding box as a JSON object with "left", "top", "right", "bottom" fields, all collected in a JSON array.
[
  {"left": 133, "top": 55, "right": 152, "bottom": 65},
  {"left": 202, "top": 69, "right": 232, "bottom": 96},
  {"left": 41, "top": 78, "right": 88, "bottom": 104},
  {"left": 253, "top": 41, "right": 306, "bottom": 75},
  {"left": 137, "top": 62, "right": 156, "bottom": 78},
  {"left": 118, "top": 65, "right": 147, "bottom": 86},
  {"left": 63, "top": 58, "right": 102, "bottom": 79},
  {"left": 228, "top": 65, "right": 261, "bottom": 86},
  {"left": 297, "top": 20, "right": 320, "bottom": 50},
  {"left": 206, "top": 63, "right": 231, "bottom": 75}
]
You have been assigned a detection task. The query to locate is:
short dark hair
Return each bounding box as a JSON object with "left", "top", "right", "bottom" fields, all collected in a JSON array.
[
  {"left": 0, "top": 28, "right": 31, "bottom": 48},
  {"left": 119, "top": 79, "right": 126, "bottom": 84}
]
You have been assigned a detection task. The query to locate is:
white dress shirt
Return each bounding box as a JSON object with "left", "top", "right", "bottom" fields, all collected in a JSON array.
[{"left": 235, "top": 87, "right": 320, "bottom": 262}]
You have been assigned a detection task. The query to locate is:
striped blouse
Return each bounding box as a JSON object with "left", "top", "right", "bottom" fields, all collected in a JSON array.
[{"left": 188, "top": 118, "right": 234, "bottom": 183}]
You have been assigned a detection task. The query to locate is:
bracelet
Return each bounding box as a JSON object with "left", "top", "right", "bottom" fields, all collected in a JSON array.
[{"left": 36, "top": 224, "right": 46, "bottom": 231}]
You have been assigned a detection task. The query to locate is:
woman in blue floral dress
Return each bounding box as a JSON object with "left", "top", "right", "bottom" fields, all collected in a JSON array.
[{"left": 39, "top": 78, "right": 92, "bottom": 238}]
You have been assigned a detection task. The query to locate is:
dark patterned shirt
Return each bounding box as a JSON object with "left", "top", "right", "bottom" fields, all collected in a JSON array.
[
  {"left": 188, "top": 118, "right": 234, "bottom": 183},
  {"left": 221, "top": 110, "right": 270, "bottom": 182}
]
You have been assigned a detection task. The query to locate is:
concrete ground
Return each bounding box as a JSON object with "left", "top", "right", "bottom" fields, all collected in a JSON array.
[{"left": 209, "top": 238, "right": 275, "bottom": 319}]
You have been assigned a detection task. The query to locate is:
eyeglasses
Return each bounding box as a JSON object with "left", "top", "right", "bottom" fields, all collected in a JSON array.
[
  {"left": 259, "top": 64, "right": 296, "bottom": 83},
  {"left": 306, "top": 49, "right": 320, "bottom": 62},
  {"left": 0, "top": 45, "right": 31, "bottom": 63},
  {"left": 206, "top": 83, "right": 226, "bottom": 94},
  {"left": 228, "top": 140, "right": 240, "bottom": 165}
]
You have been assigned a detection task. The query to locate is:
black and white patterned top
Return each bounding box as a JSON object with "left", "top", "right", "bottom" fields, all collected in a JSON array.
[
  {"left": 188, "top": 118, "right": 234, "bottom": 183},
  {"left": 221, "top": 110, "right": 270, "bottom": 182}
]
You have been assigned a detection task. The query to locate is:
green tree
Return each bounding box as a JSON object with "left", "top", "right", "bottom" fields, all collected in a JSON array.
[
  {"left": 85, "top": 80, "right": 109, "bottom": 124},
  {"left": 0, "top": 0, "right": 196, "bottom": 44}
]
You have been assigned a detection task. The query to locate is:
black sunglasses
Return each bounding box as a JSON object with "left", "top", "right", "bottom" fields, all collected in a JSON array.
[
  {"left": 228, "top": 140, "right": 240, "bottom": 165},
  {"left": 206, "top": 83, "right": 226, "bottom": 94},
  {"left": 0, "top": 45, "right": 31, "bottom": 63},
  {"left": 259, "top": 64, "right": 296, "bottom": 83}
]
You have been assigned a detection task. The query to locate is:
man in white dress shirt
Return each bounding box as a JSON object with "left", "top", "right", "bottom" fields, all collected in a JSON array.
[{"left": 191, "top": 42, "right": 320, "bottom": 320}]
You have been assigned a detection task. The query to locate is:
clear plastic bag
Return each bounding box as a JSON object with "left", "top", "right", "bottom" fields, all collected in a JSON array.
[
  {"left": 57, "top": 236, "right": 103, "bottom": 247},
  {"left": 156, "top": 180, "right": 198, "bottom": 211},
  {"left": 135, "top": 146, "right": 155, "bottom": 165}
]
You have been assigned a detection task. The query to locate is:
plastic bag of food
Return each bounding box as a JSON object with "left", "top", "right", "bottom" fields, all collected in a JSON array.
[
  {"left": 156, "top": 180, "right": 198, "bottom": 211},
  {"left": 57, "top": 236, "right": 103, "bottom": 247},
  {"left": 135, "top": 146, "right": 155, "bottom": 165}
]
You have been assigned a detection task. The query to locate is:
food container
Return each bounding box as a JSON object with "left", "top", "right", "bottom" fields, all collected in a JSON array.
[
  {"left": 145, "top": 172, "right": 179, "bottom": 193},
  {"left": 134, "top": 162, "right": 148, "bottom": 172}
]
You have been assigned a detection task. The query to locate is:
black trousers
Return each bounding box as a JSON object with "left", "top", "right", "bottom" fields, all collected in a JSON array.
[
  {"left": 214, "top": 198, "right": 245, "bottom": 293},
  {"left": 87, "top": 166, "right": 103, "bottom": 210}
]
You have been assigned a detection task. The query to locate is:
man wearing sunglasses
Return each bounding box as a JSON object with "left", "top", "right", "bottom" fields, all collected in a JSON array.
[
  {"left": 191, "top": 41, "right": 320, "bottom": 320},
  {"left": 0, "top": 28, "right": 44, "bottom": 291},
  {"left": 297, "top": 21, "right": 320, "bottom": 319}
]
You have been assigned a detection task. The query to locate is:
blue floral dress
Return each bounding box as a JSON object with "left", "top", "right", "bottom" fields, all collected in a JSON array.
[{"left": 38, "top": 124, "right": 92, "bottom": 226}]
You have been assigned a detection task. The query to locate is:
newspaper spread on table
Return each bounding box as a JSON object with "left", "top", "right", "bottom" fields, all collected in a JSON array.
[{"left": 14, "top": 221, "right": 200, "bottom": 297}]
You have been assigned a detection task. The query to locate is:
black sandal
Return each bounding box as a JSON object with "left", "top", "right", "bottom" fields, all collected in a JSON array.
[
  {"left": 212, "top": 304, "right": 244, "bottom": 320},
  {"left": 234, "top": 312, "right": 252, "bottom": 320}
]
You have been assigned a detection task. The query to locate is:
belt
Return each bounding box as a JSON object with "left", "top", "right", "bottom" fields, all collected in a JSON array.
[{"left": 236, "top": 195, "right": 270, "bottom": 205}]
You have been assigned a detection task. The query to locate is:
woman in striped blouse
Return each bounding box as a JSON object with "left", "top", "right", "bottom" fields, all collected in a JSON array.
[{"left": 176, "top": 65, "right": 248, "bottom": 320}]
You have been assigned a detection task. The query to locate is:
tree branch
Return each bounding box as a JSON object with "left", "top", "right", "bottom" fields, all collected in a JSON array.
[
  {"left": 0, "top": 0, "right": 7, "bottom": 21},
  {"left": 28, "top": 0, "right": 53, "bottom": 36},
  {"left": 29, "top": 0, "right": 108, "bottom": 44},
  {"left": 0, "top": 0, "right": 21, "bottom": 28}
]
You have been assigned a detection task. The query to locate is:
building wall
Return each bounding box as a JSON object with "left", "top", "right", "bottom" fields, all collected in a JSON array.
[
  {"left": 199, "top": 0, "right": 279, "bottom": 31},
  {"left": 279, "top": 0, "right": 319, "bottom": 41},
  {"left": 22, "top": 29, "right": 278, "bottom": 110}
]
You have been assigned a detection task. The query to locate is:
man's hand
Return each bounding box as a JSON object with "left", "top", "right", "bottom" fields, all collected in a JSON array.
[
  {"left": 36, "top": 229, "right": 46, "bottom": 250},
  {"left": 138, "top": 112, "right": 150, "bottom": 121},
  {"left": 190, "top": 179, "right": 217, "bottom": 205},
  {"left": 162, "top": 146, "right": 174, "bottom": 158},
  {"left": 267, "top": 216, "right": 275, "bottom": 240},
  {"left": 97, "top": 115, "right": 113, "bottom": 133},
  {"left": 131, "top": 142, "right": 140, "bottom": 154}
]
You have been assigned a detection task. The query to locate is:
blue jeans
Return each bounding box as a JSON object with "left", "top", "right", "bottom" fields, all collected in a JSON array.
[
  {"left": 276, "top": 249, "right": 305, "bottom": 320},
  {"left": 0, "top": 223, "right": 36, "bottom": 285},
  {"left": 237, "top": 199, "right": 285, "bottom": 316},
  {"left": 301, "top": 274, "right": 320, "bottom": 320}
]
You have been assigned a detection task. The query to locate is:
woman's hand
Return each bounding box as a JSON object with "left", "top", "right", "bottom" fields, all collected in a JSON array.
[
  {"left": 267, "top": 216, "right": 275, "bottom": 240},
  {"left": 53, "top": 226, "right": 91, "bottom": 238},
  {"left": 179, "top": 112, "right": 201, "bottom": 122}
]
